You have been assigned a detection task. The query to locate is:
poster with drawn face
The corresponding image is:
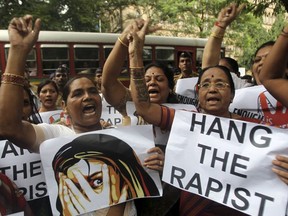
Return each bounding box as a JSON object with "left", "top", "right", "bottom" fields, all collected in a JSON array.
[{"left": 40, "top": 125, "right": 162, "bottom": 215}]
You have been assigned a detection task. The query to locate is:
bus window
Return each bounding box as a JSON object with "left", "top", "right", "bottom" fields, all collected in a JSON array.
[
  {"left": 5, "top": 44, "right": 37, "bottom": 76},
  {"left": 143, "top": 46, "right": 152, "bottom": 66},
  {"left": 155, "top": 46, "right": 175, "bottom": 68},
  {"left": 74, "top": 44, "right": 99, "bottom": 74},
  {"left": 41, "top": 44, "right": 69, "bottom": 76},
  {"left": 196, "top": 48, "right": 204, "bottom": 70},
  {"left": 104, "top": 45, "right": 128, "bottom": 72}
]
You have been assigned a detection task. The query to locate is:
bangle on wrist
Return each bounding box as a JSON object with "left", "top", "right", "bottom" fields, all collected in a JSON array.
[
  {"left": 210, "top": 32, "right": 224, "bottom": 39},
  {"left": 215, "top": 21, "right": 225, "bottom": 29},
  {"left": 280, "top": 28, "right": 288, "bottom": 38},
  {"left": 118, "top": 37, "right": 128, "bottom": 48},
  {"left": 1, "top": 73, "right": 25, "bottom": 87},
  {"left": 130, "top": 66, "right": 144, "bottom": 69}
]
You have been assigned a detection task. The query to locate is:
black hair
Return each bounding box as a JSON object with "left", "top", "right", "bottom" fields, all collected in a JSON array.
[
  {"left": 62, "top": 76, "right": 96, "bottom": 103},
  {"left": 220, "top": 57, "right": 239, "bottom": 76},
  {"left": 55, "top": 64, "right": 69, "bottom": 74},
  {"left": 179, "top": 51, "right": 192, "bottom": 59},
  {"left": 253, "top": 41, "right": 275, "bottom": 59},
  {"left": 37, "top": 79, "right": 59, "bottom": 95},
  {"left": 24, "top": 86, "right": 42, "bottom": 124}
]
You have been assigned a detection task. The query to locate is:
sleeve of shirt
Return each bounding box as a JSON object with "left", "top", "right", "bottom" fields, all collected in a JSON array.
[
  {"left": 31, "top": 123, "right": 75, "bottom": 153},
  {"left": 158, "top": 105, "right": 175, "bottom": 130}
]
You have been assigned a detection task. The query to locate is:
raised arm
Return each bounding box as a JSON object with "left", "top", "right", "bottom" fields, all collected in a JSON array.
[
  {"left": 259, "top": 24, "right": 288, "bottom": 107},
  {"left": 128, "top": 20, "right": 163, "bottom": 126},
  {"left": 0, "top": 15, "right": 41, "bottom": 149},
  {"left": 101, "top": 22, "right": 134, "bottom": 118},
  {"left": 202, "top": 3, "right": 244, "bottom": 68}
]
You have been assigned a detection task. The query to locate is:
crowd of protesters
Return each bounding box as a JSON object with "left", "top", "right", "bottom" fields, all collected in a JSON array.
[{"left": 0, "top": 3, "right": 288, "bottom": 216}]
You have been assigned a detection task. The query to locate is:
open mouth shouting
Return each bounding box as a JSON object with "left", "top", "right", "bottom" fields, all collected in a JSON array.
[{"left": 83, "top": 104, "right": 97, "bottom": 116}]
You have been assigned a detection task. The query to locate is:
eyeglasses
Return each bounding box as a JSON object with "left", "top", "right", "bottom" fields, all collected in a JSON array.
[{"left": 198, "top": 81, "right": 230, "bottom": 90}]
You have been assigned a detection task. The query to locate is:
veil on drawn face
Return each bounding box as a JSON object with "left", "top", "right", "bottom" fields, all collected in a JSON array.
[{"left": 52, "top": 133, "right": 160, "bottom": 212}]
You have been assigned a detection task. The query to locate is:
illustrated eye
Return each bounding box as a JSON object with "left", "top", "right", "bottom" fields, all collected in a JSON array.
[
  {"left": 88, "top": 172, "right": 103, "bottom": 189},
  {"left": 92, "top": 178, "right": 103, "bottom": 188}
]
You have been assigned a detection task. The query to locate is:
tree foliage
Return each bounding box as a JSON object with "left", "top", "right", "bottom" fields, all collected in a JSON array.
[{"left": 0, "top": 0, "right": 287, "bottom": 69}]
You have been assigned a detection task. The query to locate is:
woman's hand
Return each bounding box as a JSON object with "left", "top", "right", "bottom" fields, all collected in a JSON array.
[
  {"left": 127, "top": 19, "right": 161, "bottom": 67},
  {"left": 143, "top": 147, "right": 165, "bottom": 172},
  {"left": 272, "top": 155, "right": 288, "bottom": 185},
  {"left": 8, "top": 15, "right": 41, "bottom": 53},
  {"left": 217, "top": 3, "right": 245, "bottom": 29}
]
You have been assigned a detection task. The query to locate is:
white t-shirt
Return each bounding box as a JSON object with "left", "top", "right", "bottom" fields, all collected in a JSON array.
[{"left": 32, "top": 123, "right": 75, "bottom": 153}]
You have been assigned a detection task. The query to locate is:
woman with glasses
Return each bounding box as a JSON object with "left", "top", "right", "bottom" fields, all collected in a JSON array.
[{"left": 127, "top": 18, "right": 271, "bottom": 215}]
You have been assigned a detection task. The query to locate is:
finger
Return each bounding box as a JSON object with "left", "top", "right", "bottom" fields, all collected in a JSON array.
[
  {"left": 72, "top": 170, "right": 95, "bottom": 200},
  {"left": 65, "top": 187, "right": 80, "bottom": 215},
  {"left": 144, "top": 156, "right": 164, "bottom": 167},
  {"left": 146, "top": 164, "right": 163, "bottom": 172},
  {"left": 69, "top": 187, "right": 85, "bottom": 214},
  {"left": 118, "top": 184, "right": 128, "bottom": 203},
  {"left": 236, "top": 3, "right": 246, "bottom": 15},
  {"left": 33, "top": 18, "right": 41, "bottom": 37},
  {"left": 23, "top": 15, "right": 33, "bottom": 32},
  {"left": 276, "top": 155, "right": 288, "bottom": 163},
  {"left": 65, "top": 178, "right": 88, "bottom": 207},
  {"left": 147, "top": 147, "right": 163, "bottom": 154},
  {"left": 273, "top": 159, "right": 288, "bottom": 169},
  {"left": 131, "top": 20, "right": 139, "bottom": 32},
  {"left": 135, "top": 19, "right": 145, "bottom": 30},
  {"left": 18, "top": 17, "right": 28, "bottom": 33},
  {"left": 272, "top": 167, "right": 288, "bottom": 180},
  {"left": 100, "top": 164, "right": 111, "bottom": 202},
  {"left": 279, "top": 176, "right": 288, "bottom": 185},
  {"left": 58, "top": 173, "right": 66, "bottom": 205},
  {"left": 140, "top": 19, "right": 150, "bottom": 35}
]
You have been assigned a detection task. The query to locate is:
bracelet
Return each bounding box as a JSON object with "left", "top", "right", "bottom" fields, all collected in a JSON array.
[
  {"left": 280, "top": 28, "right": 288, "bottom": 38},
  {"left": 132, "top": 77, "right": 145, "bottom": 81},
  {"left": 280, "top": 33, "right": 288, "bottom": 38},
  {"left": 210, "top": 32, "right": 224, "bottom": 39},
  {"left": 130, "top": 66, "right": 144, "bottom": 69},
  {"left": 1, "top": 73, "right": 25, "bottom": 87},
  {"left": 215, "top": 21, "right": 225, "bottom": 29},
  {"left": 118, "top": 37, "right": 128, "bottom": 48}
]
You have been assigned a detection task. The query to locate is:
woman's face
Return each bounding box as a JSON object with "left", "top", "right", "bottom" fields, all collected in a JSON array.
[
  {"left": 198, "top": 67, "right": 233, "bottom": 117},
  {"left": 23, "top": 89, "right": 32, "bottom": 121},
  {"left": 145, "top": 66, "right": 170, "bottom": 104},
  {"left": 64, "top": 77, "right": 102, "bottom": 129},
  {"left": 252, "top": 45, "right": 273, "bottom": 85},
  {"left": 39, "top": 83, "right": 58, "bottom": 110}
]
